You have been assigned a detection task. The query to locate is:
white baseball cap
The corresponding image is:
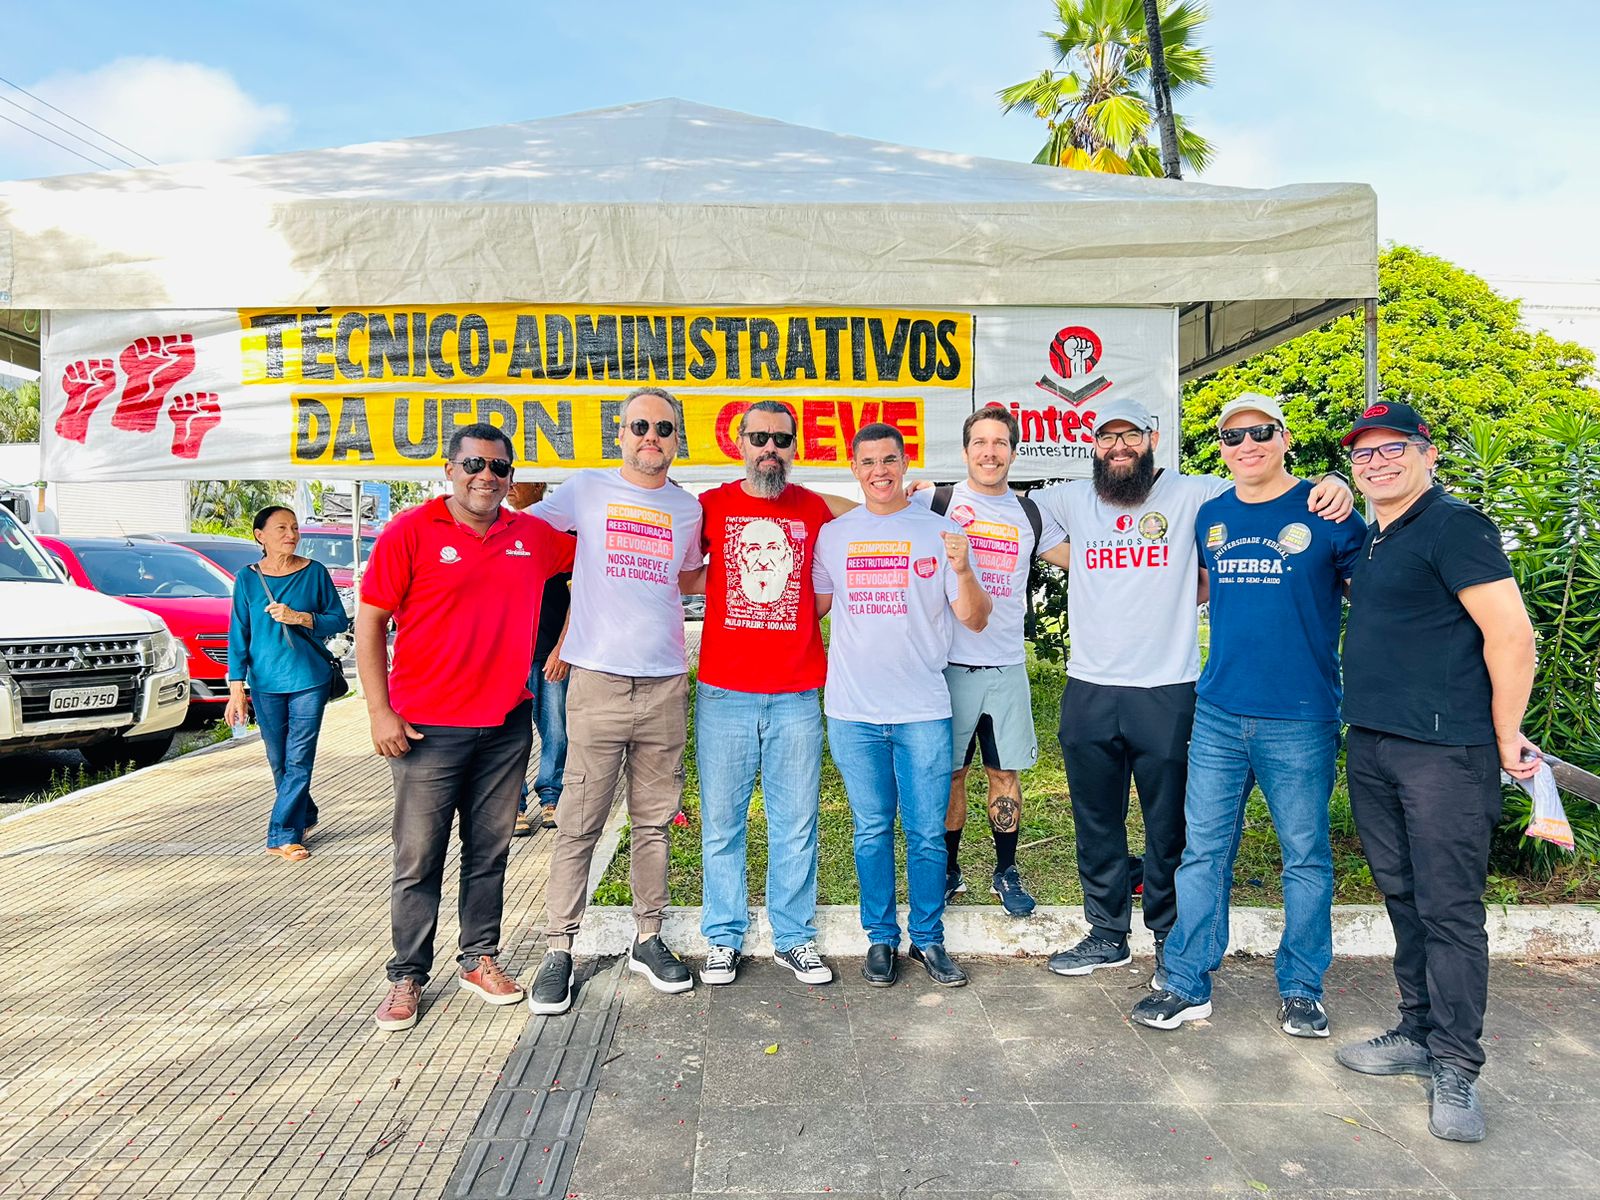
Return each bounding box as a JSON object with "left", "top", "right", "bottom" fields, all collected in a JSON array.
[{"left": 1216, "top": 391, "right": 1286, "bottom": 431}]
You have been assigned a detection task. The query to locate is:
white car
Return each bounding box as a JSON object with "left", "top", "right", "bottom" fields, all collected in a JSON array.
[{"left": 0, "top": 500, "right": 190, "bottom": 769}]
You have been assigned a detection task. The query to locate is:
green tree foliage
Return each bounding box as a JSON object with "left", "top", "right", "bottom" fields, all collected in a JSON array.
[
  {"left": 1181, "top": 246, "right": 1600, "bottom": 479},
  {"left": 1453, "top": 412, "right": 1600, "bottom": 776},
  {"left": 999, "top": 0, "right": 1214, "bottom": 176},
  {"left": 0, "top": 381, "right": 41, "bottom": 443}
]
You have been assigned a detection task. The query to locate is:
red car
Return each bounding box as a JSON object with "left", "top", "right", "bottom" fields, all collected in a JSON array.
[
  {"left": 39, "top": 536, "right": 235, "bottom": 714},
  {"left": 296, "top": 523, "right": 376, "bottom": 591}
]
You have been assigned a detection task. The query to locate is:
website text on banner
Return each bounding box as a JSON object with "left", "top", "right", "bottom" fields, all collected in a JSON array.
[{"left": 41, "top": 306, "right": 1178, "bottom": 484}]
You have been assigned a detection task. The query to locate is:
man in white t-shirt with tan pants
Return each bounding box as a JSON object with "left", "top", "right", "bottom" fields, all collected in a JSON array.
[{"left": 524, "top": 386, "right": 706, "bottom": 1014}]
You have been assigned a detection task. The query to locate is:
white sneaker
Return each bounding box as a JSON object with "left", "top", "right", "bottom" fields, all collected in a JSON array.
[
  {"left": 774, "top": 941, "right": 833, "bottom": 985},
  {"left": 700, "top": 944, "right": 740, "bottom": 985}
]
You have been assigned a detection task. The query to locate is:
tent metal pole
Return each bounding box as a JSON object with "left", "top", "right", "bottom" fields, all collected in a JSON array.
[
  {"left": 351, "top": 481, "right": 363, "bottom": 595},
  {"left": 1363, "top": 297, "right": 1379, "bottom": 407}
]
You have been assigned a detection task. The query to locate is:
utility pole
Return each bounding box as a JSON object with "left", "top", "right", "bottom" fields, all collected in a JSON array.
[{"left": 1142, "top": 0, "right": 1182, "bottom": 179}]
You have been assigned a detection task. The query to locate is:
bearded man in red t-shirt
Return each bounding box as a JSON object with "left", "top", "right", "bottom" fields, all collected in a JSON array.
[{"left": 692, "top": 400, "right": 854, "bottom": 987}]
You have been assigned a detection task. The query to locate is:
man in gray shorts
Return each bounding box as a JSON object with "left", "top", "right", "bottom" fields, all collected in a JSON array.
[{"left": 915, "top": 406, "right": 1070, "bottom": 914}]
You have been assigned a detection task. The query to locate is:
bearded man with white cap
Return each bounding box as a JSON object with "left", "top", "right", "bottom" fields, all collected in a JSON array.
[{"left": 1031, "top": 393, "right": 1354, "bottom": 984}]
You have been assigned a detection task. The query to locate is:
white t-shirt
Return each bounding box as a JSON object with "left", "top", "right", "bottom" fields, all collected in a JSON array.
[
  {"left": 813, "top": 504, "right": 963, "bottom": 723},
  {"left": 913, "top": 482, "right": 1066, "bottom": 666},
  {"left": 1033, "top": 471, "right": 1228, "bottom": 687},
  {"left": 530, "top": 470, "right": 705, "bottom": 677}
]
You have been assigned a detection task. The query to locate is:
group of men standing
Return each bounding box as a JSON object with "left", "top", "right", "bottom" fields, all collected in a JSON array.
[{"left": 354, "top": 382, "right": 1538, "bottom": 1145}]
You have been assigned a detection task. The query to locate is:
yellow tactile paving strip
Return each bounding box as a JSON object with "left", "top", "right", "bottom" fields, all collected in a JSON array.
[{"left": 0, "top": 699, "right": 558, "bottom": 1200}]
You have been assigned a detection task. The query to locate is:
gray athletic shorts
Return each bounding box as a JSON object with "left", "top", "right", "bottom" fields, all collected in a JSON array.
[{"left": 943, "top": 662, "right": 1037, "bottom": 771}]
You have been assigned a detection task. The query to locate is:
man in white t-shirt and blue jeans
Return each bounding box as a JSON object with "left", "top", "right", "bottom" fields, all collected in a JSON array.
[
  {"left": 814, "top": 423, "right": 992, "bottom": 988},
  {"left": 1033, "top": 396, "right": 1352, "bottom": 983},
  {"left": 525, "top": 386, "right": 706, "bottom": 1014},
  {"left": 914, "top": 406, "right": 1071, "bottom": 916}
]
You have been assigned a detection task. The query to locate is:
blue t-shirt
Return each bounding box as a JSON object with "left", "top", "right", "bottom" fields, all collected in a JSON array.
[{"left": 1195, "top": 479, "right": 1366, "bottom": 721}]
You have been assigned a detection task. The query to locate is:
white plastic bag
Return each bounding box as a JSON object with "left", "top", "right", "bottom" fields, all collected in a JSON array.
[{"left": 1505, "top": 760, "right": 1575, "bottom": 853}]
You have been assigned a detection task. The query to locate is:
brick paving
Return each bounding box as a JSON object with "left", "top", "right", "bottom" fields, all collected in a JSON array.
[{"left": 0, "top": 699, "right": 556, "bottom": 1200}]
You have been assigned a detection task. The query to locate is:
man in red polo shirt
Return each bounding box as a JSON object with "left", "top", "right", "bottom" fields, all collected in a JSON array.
[{"left": 357, "top": 423, "right": 575, "bottom": 1032}]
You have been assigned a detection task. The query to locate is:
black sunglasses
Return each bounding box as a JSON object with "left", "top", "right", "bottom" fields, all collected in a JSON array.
[
  {"left": 743, "top": 430, "right": 795, "bottom": 449},
  {"left": 628, "top": 419, "right": 677, "bottom": 438},
  {"left": 452, "top": 456, "right": 512, "bottom": 478},
  {"left": 1218, "top": 422, "right": 1283, "bottom": 447}
]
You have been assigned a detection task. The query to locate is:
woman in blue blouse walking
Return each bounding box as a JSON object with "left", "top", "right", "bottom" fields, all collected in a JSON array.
[{"left": 225, "top": 506, "right": 350, "bottom": 862}]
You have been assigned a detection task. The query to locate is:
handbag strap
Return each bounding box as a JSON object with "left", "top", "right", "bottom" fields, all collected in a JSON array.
[{"left": 252, "top": 564, "right": 339, "bottom": 668}]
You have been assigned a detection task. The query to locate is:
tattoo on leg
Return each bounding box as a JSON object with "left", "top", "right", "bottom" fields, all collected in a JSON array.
[{"left": 989, "top": 792, "right": 1021, "bottom": 834}]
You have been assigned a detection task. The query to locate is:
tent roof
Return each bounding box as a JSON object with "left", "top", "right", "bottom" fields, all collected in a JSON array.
[{"left": 0, "top": 98, "right": 1376, "bottom": 374}]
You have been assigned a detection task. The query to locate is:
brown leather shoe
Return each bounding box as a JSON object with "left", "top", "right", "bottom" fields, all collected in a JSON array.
[
  {"left": 512, "top": 810, "right": 534, "bottom": 837},
  {"left": 374, "top": 979, "right": 421, "bottom": 1031},
  {"left": 540, "top": 804, "right": 558, "bottom": 829},
  {"left": 459, "top": 955, "right": 525, "bottom": 1005}
]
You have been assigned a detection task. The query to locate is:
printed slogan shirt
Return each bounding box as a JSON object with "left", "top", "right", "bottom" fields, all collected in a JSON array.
[
  {"left": 912, "top": 482, "right": 1065, "bottom": 666},
  {"left": 812, "top": 504, "right": 964, "bottom": 723},
  {"left": 530, "top": 470, "right": 705, "bottom": 677},
  {"left": 697, "top": 481, "right": 836, "bottom": 693},
  {"left": 1196, "top": 479, "right": 1366, "bottom": 721},
  {"left": 1034, "top": 471, "right": 1229, "bottom": 687}
]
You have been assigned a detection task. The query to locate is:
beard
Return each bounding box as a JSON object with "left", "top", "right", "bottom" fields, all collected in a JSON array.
[
  {"left": 745, "top": 454, "right": 789, "bottom": 499},
  {"left": 624, "top": 446, "right": 669, "bottom": 477},
  {"left": 1092, "top": 445, "right": 1157, "bottom": 507}
]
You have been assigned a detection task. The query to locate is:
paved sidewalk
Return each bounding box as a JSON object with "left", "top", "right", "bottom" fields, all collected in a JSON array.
[
  {"left": 571, "top": 951, "right": 1600, "bottom": 1199},
  {"left": 0, "top": 698, "right": 557, "bottom": 1200},
  {"left": 3, "top": 687, "right": 1598, "bottom": 1199}
]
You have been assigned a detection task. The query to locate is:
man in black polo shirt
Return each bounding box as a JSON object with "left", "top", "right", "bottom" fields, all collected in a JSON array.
[{"left": 1335, "top": 401, "right": 1539, "bottom": 1144}]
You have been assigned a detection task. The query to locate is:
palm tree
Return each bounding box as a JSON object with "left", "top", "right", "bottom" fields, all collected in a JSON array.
[
  {"left": 999, "top": 0, "right": 1214, "bottom": 177},
  {"left": 0, "top": 382, "right": 41, "bottom": 443}
]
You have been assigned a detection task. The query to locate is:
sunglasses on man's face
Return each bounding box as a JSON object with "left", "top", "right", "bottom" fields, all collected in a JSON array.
[
  {"left": 743, "top": 430, "right": 795, "bottom": 449},
  {"left": 452, "top": 456, "right": 512, "bottom": 478},
  {"left": 1218, "top": 422, "right": 1283, "bottom": 447},
  {"left": 628, "top": 419, "right": 677, "bottom": 438}
]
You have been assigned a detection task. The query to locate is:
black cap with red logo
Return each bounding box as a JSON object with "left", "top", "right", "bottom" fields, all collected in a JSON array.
[{"left": 1341, "top": 401, "right": 1432, "bottom": 446}]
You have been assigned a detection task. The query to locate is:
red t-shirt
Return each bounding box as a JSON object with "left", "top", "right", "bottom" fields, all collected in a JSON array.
[
  {"left": 697, "top": 481, "right": 835, "bottom": 693},
  {"left": 361, "top": 497, "right": 576, "bottom": 726}
]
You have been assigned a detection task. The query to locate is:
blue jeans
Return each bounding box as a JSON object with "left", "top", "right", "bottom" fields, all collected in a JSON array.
[
  {"left": 826, "top": 717, "right": 952, "bottom": 950},
  {"left": 1163, "top": 697, "right": 1340, "bottom": 1004},
  {"left": 697, "top": 684, "right": 823, "bottom": 953},
  {"left": 531, "top": 671, "right": 569, "bottom": 807},
  {"left": 254, "top": 685, "right": 328, "bottom": 847}
]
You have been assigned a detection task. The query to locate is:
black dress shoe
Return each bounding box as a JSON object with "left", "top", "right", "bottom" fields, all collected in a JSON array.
[
  {"left": 909, "top": 943, "right": 968, "bottom": 987},
  {"left": 862, "top": 943, "right": 898, "bottom": 987}
]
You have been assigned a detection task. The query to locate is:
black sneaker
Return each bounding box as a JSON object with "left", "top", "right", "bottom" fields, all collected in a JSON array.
[
  {"left": 1279, "top": 996, "right": 1330, "bottom": 1039},
  {"left": 629, "top": 935, "right": 693, "bottom": 994},
  {"left": 944, "top": 867, "right": 967, "bottom": 903},
  {"left": 528, "top": 950, "right": 574, "bottom": 1015},
  {"left": 1426, "top": 1061, "right": 1487, "bottom": 1143},
  {"left": 1150, "top": 936, "right": 1168, "bottom": 992},
  {"left": 1131, "top": 989, "right": 1213, "bottom": 1030},
  {"left": 774, "top": 941, "right": 833, "bottom": 985},
  {"left": 990, "top": 866, "right": 1037, "bottom": 916},
  {"left": 1047, "top": 933, "right": 1132, "bottom": 976},
  {"left": 700, "top": 944, "right": 740, "bottom": 986}
]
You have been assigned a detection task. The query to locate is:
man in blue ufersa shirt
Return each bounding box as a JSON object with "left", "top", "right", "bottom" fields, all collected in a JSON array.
[{"left": 1132, "top": 393, "right": 1365, "bottom": 1038}]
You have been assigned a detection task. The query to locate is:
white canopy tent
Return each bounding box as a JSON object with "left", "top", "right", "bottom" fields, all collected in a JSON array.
[{"left": 0, "top": 97, "right": 1375, "bottom": 375}]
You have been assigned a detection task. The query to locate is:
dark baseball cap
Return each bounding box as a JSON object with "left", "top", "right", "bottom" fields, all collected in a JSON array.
[{"left": 1341, "top": 401, "right": 1433, "bottom": 446}]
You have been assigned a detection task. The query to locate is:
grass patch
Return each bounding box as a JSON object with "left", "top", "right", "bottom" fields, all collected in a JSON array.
[{"left": 594, "top": 655, "right": 1600, "bottom": 909}]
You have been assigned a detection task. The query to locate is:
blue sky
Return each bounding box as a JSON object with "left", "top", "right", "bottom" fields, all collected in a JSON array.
[{"left": 1, "top": 0, "right": 1595, "bottom": 297}]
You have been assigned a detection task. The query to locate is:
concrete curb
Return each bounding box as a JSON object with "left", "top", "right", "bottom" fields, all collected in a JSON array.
[{"left": 573, "top": 902, "right": 1600, "bottom": 958}]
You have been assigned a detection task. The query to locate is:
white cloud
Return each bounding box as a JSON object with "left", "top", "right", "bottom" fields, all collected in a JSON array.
[{"left": 0, "top": 57, "right": 289, "bottom": 178}]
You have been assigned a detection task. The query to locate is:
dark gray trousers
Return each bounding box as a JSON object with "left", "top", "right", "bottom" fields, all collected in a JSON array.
[
  {"left": 386, "top": 700, "right": 534, "bottom": 984},
  {"left": 1346, "top": 726, "right": 1502, "bottom": 1079}
]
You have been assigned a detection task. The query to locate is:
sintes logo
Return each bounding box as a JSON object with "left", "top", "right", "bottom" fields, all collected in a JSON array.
[
  {"left": 1035, "top": 325, "right": 1112, "bottom": 409},
  {"left": 440, "top": 546, "right": 461, "bottom": 564}
]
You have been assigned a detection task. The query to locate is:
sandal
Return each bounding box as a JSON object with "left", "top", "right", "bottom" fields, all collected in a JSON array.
[{"left": 266, "top": 843, "right": 310, "bottom": 862}]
